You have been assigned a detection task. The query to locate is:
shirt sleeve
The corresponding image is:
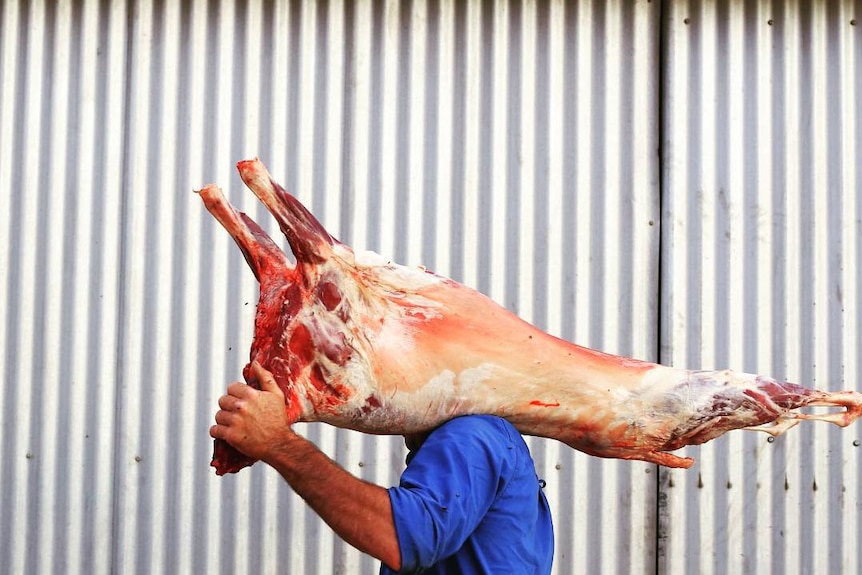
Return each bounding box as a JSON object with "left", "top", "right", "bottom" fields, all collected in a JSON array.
[{"left": 386, "top": 416, "right": 518, "bottom": 573}]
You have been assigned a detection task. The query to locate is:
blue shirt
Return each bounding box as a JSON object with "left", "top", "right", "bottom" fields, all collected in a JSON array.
[{"left": 380, "top": 415, "right": 554, "bottom": 574}]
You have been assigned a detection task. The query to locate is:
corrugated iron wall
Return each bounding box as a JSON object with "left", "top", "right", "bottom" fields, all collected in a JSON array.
[
  {"left": 0, "top": 0, "right": 858, "bottom": 573},
  {"left": 659, "top": 1, "right": 862, "bottom": 574}
]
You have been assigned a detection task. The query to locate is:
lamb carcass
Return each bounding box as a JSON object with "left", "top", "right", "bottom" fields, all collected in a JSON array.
[{"left": 198, "top": 158, "right": 862, "bottom": 475}]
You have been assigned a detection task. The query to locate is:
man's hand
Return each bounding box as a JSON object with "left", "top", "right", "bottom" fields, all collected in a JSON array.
[
  {"left": 209, "top": 361, "right": 402, "bottom": 570},
  {"left": 210, "top": 361, "right": 293, "bottom": 462}
]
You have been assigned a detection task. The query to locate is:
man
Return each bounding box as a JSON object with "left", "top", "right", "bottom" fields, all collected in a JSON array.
[{"left": 211, "top": 362, "right": 554, "bottom": 573}]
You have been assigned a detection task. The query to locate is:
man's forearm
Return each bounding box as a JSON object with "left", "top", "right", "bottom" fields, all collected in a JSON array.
[{"left": 263, "top": 430, "right": 402, "bottom": 571}]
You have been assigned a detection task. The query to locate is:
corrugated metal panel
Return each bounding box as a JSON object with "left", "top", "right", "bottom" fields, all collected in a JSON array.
[
  {"left": 0, "top": 0, "right": 662, "bottom": 572},
  {"left": 660, "top": 2, "right": 862, "bottom": 574},
  {"left": 510, "top": 3, "right": 662, "bottom": 573},
  {"left": 0, "top": 1, "right": 128, "bottom": 573}
]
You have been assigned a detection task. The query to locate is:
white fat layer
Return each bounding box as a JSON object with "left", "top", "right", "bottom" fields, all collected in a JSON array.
[
  {"left": 427, "top": 369, "right": 456, "bottom": 389},
  {"left": 352, "top": 249, "right": 443, "bottom": 289},
  {"left": 459, "top": 364, "right": 497, "bottom": 390},
  {"left": 383, "top": 362, "right": 501, "bottom": 426},
  {"left": 418, "top": 364, "right": 496, "bottom": 400},
  {"left": 317, "top": 249, "right": 444, "bottom": 322},
  {"left": 628, "top": 366, "right": 763, "bottom": 417},
  {"left": 313, "top": 354, "right": 503, "bottom": 431}
]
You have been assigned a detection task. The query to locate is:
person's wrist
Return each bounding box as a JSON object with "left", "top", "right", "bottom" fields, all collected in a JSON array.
[{"left": 259, "top": 425, "right": 300, "bottom": 465}]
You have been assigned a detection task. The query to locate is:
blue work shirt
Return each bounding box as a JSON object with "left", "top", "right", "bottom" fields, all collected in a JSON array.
[{"left": 380, "top": 415, "right": 554, "bottom": 574}]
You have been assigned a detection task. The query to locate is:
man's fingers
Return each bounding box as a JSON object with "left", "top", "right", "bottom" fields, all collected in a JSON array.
[
  {"left": 227, "top": 381, "right": 254, "bottom": 398},
  {"left": 252, "top": 361, "right": 284, "bottom": 399},
  {"left": 210, "top": 422, "right": 242, "bottom": 446},
  {"left": 210, "top": 423, "right": 230, "bottom": 440},
  {"left": 214, "top": 409, "right": 235, "bottom": 425},
  {"left": 224, "top": 363, "right": 285, "bottom": 401},
  {"left": 218, "top": 394, "right": 241, "bottom": 410}
]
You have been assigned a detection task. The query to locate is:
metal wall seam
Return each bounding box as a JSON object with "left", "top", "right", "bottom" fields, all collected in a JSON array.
[
  {"left": 659, "top": 2, "right": 862, "bottom": 574},
  {"left": 0, "top": 1, "right": 21, "bottom": 570}
]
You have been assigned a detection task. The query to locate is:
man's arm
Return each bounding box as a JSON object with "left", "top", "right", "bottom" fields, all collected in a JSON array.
[{"left": 210, "top": 362, "right": 402, "bottom": 571}]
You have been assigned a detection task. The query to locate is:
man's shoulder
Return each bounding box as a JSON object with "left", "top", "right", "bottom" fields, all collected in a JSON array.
[
  {"left": 430, "top": 415, "right": 522, "bottom": 448},
  {"left": 436, "top": 414, "right": 512, "bottom": 431}
]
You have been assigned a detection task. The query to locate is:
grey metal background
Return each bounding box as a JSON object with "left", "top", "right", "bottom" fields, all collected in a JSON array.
[
  {"left": 0, "top": 0, "right": 858, "bottom": 573},
  {"left": 659, "top": 2, "right": 862, "bottom": 574}
]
